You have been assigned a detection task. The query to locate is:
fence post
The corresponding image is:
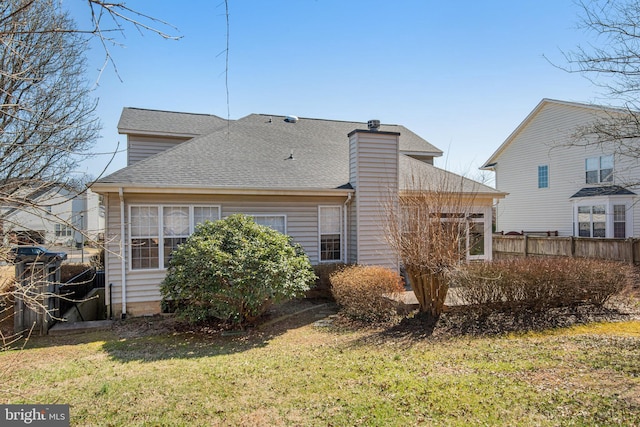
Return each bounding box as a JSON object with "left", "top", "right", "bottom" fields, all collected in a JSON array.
[
  {"left": 570, "top": 236, "right": 576, "bottom": 257},
  {"left": 523, "top": 234, "right": 528, "bottom": 258}
]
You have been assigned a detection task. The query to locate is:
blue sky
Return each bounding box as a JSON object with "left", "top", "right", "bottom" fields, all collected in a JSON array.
[{"left": 65, "top": 1, "right": 606, "bottom": 182}]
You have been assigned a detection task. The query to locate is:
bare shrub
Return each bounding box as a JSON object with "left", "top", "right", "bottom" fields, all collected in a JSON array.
[
  {"left": 330, "top": 265, "right": 404, "bottom": 322},
  {"left": 452, "top": 258, "right": 631, "bottom": 311}
]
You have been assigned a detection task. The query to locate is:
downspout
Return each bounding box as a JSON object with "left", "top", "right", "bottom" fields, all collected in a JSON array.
[
  {"left": 343, "top": 193, "right": 352, "bottom": 263},
  {"left": 119, "top": 187, "right": 127, "bottom": 319}
]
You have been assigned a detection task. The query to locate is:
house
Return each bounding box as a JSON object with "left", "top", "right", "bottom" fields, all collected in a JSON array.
[
  {"left": 1, "top": 184, "right": 105, "bottom": 246},
  {"left": 92, "top": 108, "right": 504, "bottom": 318},
  {"left": 482, "top": 98, "right": 639, "bottom": 238}
]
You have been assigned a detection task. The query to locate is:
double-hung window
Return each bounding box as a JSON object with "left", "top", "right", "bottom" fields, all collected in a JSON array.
[
  {"left": 578, "top": 205, "right": 606, "bottom": 237},
  {"left": 319, "top": 206, "right": 342, "bottom": 262},
  {"left": 54, "top": 223, "right": 73, "bottom": 237},
  {"left": 130, "top": 205, "right": 220, "bottom": 270},
  {"left": 585, "top": 155, "right": 613, "bottom": 184}
]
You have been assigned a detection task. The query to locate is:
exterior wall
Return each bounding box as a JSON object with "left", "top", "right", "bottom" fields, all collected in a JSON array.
[
  {"left": 494, "top": 102, "right": 640, "bottom": 237},
  {"left": 2, "top": 188, "right": 104, "bottom": 245},
  {"left": 127, "top": 135, "right": 191, "bottom": 165},
  {"left": 349, "top": 130, "right": 399, "bottom": 270},
  {"left": 103, "top": 192, "right": 349, "bottom": 317}
]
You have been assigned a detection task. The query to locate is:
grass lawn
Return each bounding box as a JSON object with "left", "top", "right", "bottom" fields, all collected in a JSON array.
[{"left": 1, "top": 308, "right": 639, "bottom": 427}]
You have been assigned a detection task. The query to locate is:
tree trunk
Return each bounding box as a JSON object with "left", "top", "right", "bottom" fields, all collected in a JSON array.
[{"left": 407, "top": 269, "right": 448, "bottom": 317}]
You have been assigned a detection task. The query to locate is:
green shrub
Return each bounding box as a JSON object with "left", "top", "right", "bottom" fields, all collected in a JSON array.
[
  {"left": 160, "top": 214, "right": 316, "bottom": 325},
  {"left": 452, "top": 257, "right": 631, "bottom": 311},
  {"left": 307, "top": 263, "right": 349, "bottom": 299},
  {"left": 330, "top": 265, "right": 404, "bottom": 322}
]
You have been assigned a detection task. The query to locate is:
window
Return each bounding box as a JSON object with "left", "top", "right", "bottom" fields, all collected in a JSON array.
[
  {"left": 538, "top": 165, "right": 548, "bottom": 189},
  {"left": 319, "top": 206, "right": 341, "bottom": 262},
  {"left": 253, "top": 215, "right": 286, "bottom": 234},
  {"left": 586, "top": 155, "right": 613, "bottom": 184},
  {"left": 54, "top": 223, "right": 73, "bottom": 237},
  {"left": 130, "top": 206, "right": 159, "bottom": 269},
  {"left": 130, "top": 205, "right": 220, "bottom": 270},
  {"left": 163, "top": 207, "right": 189, "bottom": 266},
  {"left": 578, "top": 205, "right": 606, "bottom": 238},
  {"left": 614, "top": 204, "right": 626, "bottom": 238}
]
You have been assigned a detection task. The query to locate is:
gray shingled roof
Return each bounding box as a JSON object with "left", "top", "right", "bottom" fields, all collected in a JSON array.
[
  {"left": 118, "top": 108, "right": 228, "bottom": 136},
  {"left": 571, "top": 185, "right": 636, "bottom": 198},
  {"left": 400, "top": 156, "right": 503, "bottom": 195},
  {"left": 99, "top": 112, "right": 444, "bottom": 191}
]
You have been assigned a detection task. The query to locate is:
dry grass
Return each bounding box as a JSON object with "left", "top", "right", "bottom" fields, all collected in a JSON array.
[{"left": 1, "top": 307, "right": 639, "bottom": 426}]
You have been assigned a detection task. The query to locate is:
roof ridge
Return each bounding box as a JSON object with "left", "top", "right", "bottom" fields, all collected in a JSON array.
[{"left": 123, "top": 107, "right": 228, "bottom": 120}]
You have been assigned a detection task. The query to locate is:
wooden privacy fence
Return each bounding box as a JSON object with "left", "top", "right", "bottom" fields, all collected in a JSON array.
[{"left": 493, "top": 234, "right": 640, "bottom": 263}]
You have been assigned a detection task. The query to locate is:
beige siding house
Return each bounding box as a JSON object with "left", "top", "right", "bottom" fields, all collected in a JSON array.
[
  {"left": 482, "top": 98, "right": 639, "bottom": 238},
  {"left": 93, "top": 109, "right": 503, "bottom": 317}
]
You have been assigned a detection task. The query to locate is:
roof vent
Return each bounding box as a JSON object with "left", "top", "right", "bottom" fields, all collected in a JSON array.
[
  {"left": 367, "top": 119, "right": 381, "bottom": 131},
  {"left": 284, "top": 115, "right": 299, "bottom": 123}
]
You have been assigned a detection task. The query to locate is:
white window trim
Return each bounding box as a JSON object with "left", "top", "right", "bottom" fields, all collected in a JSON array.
[
  {"left": 572, "top": 197, "right": 633, "bottom": 239},
  {"left": 128, "top": 204, "right": 221, "bottom": 271},
  {"left": 585, "top": 154, "right": 614, "bottom": 184},
  {"left": 318, "top": 205, "right": 343, "bottom": 263},
  {"left": 250, "top": 214, "right": 287, "bottom": 235}
]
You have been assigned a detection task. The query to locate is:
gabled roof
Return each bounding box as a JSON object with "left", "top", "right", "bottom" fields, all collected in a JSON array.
[
  {"left": 571, "top": 185, "right": 636, "bottom": 198},
  {"left": 118, "top": 108, "right": 228, "bottom": 138},
  {"left": 97, "top": 111, "right": 443, "bottom": 193},
  {"left": 481, "top": 98, "right": 614, "bottom": 170}
]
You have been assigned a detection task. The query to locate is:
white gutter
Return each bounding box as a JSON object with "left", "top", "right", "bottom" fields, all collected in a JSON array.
[
  {"left": 91, "top": 184, "right": 355, "bottom": 197},
  {"left": 343, "top": 193, "right": 352, "bottom": 263},
  {"left": 119, "top": 187, "right": 127, "bottom": 318}
]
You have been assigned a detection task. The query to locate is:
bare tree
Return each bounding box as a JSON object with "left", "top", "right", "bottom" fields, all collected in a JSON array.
[
  {"left": 384, "top": 165, "right": 480, "bottom": 318},
  {"left": 562, "top": 0, "right": 640, "bottom": 166}
]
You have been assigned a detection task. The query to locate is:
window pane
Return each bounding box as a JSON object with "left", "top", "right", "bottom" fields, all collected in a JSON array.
[
  {"left": 600, "top": 155, "right": 613, "bottom": 169},
  {"left": 164, "top": 237, "right": 187, "bottom": 266},
  {"left": 320, "top": 207, "right": 341, "bottom": 234},
  {"left": 538, "top": 165, "right": 548, "bottom": 188},
  {"left": 320, "top": 234, "right": 341, "bottom": 261},
  {"left": 131, "top": 238, "right": 159, "bottom": 269},
  {"left": 194, "top": 206, "right": 219, "bottom": 226},
  {"left": 469, "top": 222, "right": 484, "bottom": 256},
  {"left": 585, "top": 170, "right": 598, "bottom": 184},
  {"left": 585, "top": 157, "right": 598, "bottom": 171},
  {"left": 614, "top": 205, "right": 626, "bottom": 238},
  {"left": 164, "top": 207, "right": 189, "bottom": 236},
  {"left": 254, "top": 216, "right": 286, "bottom": 234},
  {"left": 600, "top": 168, "right": 613, "bottom": 182},
  {"left": 578, "top": 222, "right": 591, "bottom": 237},
  {"left": 593, "top": 221, "right": 606, "bottom": 237},
  {"left": 131, "top": 206, "right": 158, "bottom": 237}
]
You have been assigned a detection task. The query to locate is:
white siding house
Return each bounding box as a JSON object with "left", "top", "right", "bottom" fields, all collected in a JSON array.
[
  {"left": 94, "top": 109, "right": 504, "bottom": 317},
  {"left": 1, "top": 186, "right": 104, "bottom": 246},
  {"left": 482, "top": 99, "right": 639, "bottom": 238}
]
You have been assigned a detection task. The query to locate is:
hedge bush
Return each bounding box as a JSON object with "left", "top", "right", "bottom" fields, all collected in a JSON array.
[
  {"left": 160, "top": 214, "right": 316, "bottom": 325},
  {"left": 330, "top": 265, "right": 404, "bottom": 322},
  {"left": 452, "top": 257, "right": 631, "bottom": 311}
]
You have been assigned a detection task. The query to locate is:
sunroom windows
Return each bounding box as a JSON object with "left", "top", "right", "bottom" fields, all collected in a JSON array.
[{"left": 130, "top": 205, "right": 220, "bottom": 270}]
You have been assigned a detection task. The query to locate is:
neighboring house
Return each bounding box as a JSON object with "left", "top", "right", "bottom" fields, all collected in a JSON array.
[
  {"left": 482, "top": 98, "right": 639, "bottom": 238},
  {"left": 1, "top": 185, "right": 105, "bottom": 246},
  {"left": 92, "top": 108, "right": 504, "bottom": 317}
]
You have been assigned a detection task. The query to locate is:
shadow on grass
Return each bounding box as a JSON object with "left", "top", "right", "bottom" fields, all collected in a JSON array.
[
  {"left": 100, "top": 299, "right": 338, "bottom": 363},
  {"left": 352, "top": 303, "right": 639, "bottom": 347}
]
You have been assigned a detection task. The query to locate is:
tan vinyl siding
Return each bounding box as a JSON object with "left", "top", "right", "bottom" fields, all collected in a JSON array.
[
  {"left": 127, "top": 135, "right": 191, "bottom": 165},
  {"left": 102, "top": 192, "right": 348, "bottom": 316},
  {"left": 495, "top": 102, "right": 632, "bottom": 236},
  {"left": 349, "top": 131, "right": 399, "bottom": 270}
]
